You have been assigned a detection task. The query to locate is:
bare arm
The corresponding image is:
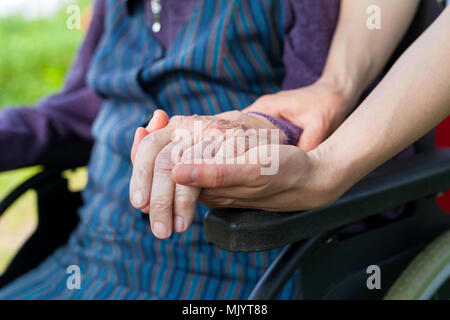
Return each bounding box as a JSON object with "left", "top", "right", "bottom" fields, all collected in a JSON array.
[
  {"left": 172, "top": 6, "right": 450, "bottom": 212},
  {"left": 313, "top": 5, "right": 450, "bottom": 198},
  {"left": 246, "top": 0, "right": 420, "bottom": 151},
  {"left": 322, "top": 0, "right": 421, "bottom": 104}
]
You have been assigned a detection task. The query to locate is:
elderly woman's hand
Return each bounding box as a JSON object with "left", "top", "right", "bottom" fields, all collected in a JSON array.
[{"left": 129, "top": 110, "right": 285, "bottom": 239}]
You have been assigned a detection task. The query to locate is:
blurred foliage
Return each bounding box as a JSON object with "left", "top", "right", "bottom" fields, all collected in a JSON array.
[
  {"left": 0, "top": 1, "right": 91, "bottom": 106},
  {"left": 0, "top": 168, "right": 39, "bottom": 274},
  {"left": 0, "top": 0, "right": 91, "bottom": 274}
]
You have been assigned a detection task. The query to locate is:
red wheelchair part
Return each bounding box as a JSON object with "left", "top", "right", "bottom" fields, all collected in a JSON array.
[{"left": 436, "top": 116, "right": 450, "bottom": 213}]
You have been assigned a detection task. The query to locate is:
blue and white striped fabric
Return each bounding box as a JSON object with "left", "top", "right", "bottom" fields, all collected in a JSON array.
[{"left": 0, "top": 0, "right": 301, "bottom": 299}]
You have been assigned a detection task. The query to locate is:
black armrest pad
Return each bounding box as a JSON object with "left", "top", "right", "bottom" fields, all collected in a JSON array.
[
  {"left": 38, "top": 141, "right": 92, "bottom": 171},
  {"left": 204, "top": 148, "right": 450, "bottom": 252}
]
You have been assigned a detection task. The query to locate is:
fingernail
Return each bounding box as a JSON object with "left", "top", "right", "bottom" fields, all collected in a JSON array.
[
  {"left": 174, "top": 216, "right": 185, "bottom": 232},
  {"left": 153, "top": 221, "right": 167, "bottom": 238},
  {"left": 132, "top": 191, "right": 145, "bottom": 207},
  {"left": 146, "top": 111, "right": 157, "bottom": 130}
]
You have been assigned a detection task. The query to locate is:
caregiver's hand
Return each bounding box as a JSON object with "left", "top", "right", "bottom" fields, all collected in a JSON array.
[
  {"left": 172, "top": 145, "right": 340, "bottom": 211},
  {"left": 179, "top": 3, "right": 450, "bottom": 211},
  {"left": 245, "top": 77, "right": 355, "bottom": 151},
  {"left": 130, "top": 110, "right": 285, "bottom": 239}
]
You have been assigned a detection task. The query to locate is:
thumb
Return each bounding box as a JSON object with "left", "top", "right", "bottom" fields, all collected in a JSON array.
[
  {"left": 131, "top": 109, "right": 170, "bottom": 163},
  {"left": 172, "top": 162, "right": 259, "bottom": 188},
  {"left": 297, "top": 125, "right": 326, "bottom": 151},
  {"left": 244, "top": 97, "right": 282, "bottom": 118}
]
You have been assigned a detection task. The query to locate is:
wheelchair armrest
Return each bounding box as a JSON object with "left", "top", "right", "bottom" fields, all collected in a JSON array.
[
  {"left": 0, "top": 141, "right": 92, "bottom": 217},
  {"left": 204, "top": 148, "right": 450, "bottom": 252},
  {"left": 37, "top": 141, "right": 92, "bottom": 171}
]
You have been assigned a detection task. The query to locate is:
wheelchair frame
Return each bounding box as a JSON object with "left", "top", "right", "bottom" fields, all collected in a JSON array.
[{"left": 0, "top": 0, "right": 448, "bottom": 300}]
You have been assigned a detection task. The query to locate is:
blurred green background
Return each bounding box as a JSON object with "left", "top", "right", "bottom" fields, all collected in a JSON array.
[{"left": 0, "top": 0, "right": 91, "bottom": 274}]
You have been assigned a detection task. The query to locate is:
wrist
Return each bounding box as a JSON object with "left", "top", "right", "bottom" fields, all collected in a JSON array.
[
  {"left": 317, "top": 69, "right": 363, "bottom": 114},
  {"left": 306, "top": 146, "right": 350, "bottom": 206}
]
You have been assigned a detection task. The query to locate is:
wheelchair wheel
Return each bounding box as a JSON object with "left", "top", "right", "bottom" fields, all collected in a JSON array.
[{"left": 385, "top": 230, "right": 450, "bottom": 300}]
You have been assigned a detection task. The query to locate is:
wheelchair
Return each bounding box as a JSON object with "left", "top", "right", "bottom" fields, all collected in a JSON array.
[{"left": 0, "top": 0, "right": 449, "bottom": 300}]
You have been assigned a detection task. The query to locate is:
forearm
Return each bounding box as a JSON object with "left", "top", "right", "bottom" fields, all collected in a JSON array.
[
  {"left": 312, "top": 6, "right": 450, "bottom": 198},
  {"left": 320, "top": 0, "right": 420, "bottom": 110},
  {"left": 170, "top": 6, "right": 448, "bottom": 212}
]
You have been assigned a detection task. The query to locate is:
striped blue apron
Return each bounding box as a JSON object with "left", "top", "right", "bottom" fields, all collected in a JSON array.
[{"left": 0, "top": 0, "right": 300, "bottom": 299}]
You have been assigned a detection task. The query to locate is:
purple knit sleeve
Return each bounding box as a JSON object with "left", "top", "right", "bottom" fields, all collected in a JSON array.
[
  {"left": 248, "top": 112, "right": 303, "bottom": 146},
  {"left": 0, "top": 0, "right": 106, "bottom": 171}
]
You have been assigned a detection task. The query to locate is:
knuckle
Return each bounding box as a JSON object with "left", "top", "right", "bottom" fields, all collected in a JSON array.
[
  {"left": 169, "top": 115, "right": 184, "bottom": 123},
  {"left": 134, "top": 166, "right": 150, "bottom": 181},
  {"left": 150, "top": 201, "right": 172, "bottom": 213},
  {"left": 203, "top": 119, "right": 222, "bottom": 131},
  {"left": 255, "top": 94, "right": 274, "bottom": 106},
  {"left": 141, "top": 131, "right": 159, "bottom": 146},
  {"left": 154, "top": 165, "right": 173, "bottom": 176},
  {"left": 253, "top": 180, "right": 272, "bottom": 194},
  {"left": 188, "top": 114, "right": 201, "bottom": 121},
  {"left": 175, "top": 197, "right": 195, "bottom": 212},
  {"left": 181, "top": 147, "right": 195, "bottom": 163},
  {"left": 154, "top": 151, "right": 175, "bottom": 174},
  {"left": 211, "top": 166, "right": 226, "bottom": 187},
  {"left": 311, "top": 115, "right": 326, "bottom": 132}
]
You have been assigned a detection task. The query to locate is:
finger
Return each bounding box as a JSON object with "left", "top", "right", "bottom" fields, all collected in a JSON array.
[
  {"left": 172, "top": 161, "right": 261, "bottom": 188},
  {"left": 174, "top": 143, "right": 283, "bottom": 188},
  {"left": 213, "top": 136, "right": 238, "bottom": 162},
  {"left": 131, "top": 110, "right": 170, "bottom": 164},
  {"left": 272, "top": 110, "right": 309, "bottom": 149},
  {"left": 297, "top": 126, "right": 325, "bottom": 151},
  {"left": 213, "top": 131, "right": 260, "bottom": 164},
  {"left": 131, "top": 127, "right": 150, "bottom": 164},
  {"left": 181, "top": 137, "right": 224, "bottom": 165},
  {"left": 141, "top": 129, "right": 195, "bottom": 218},
  {"left": 173, "top": 184, "right": 200, "bottom": 233},
  {"left": 172, "top": 138, "right": 221, "bottom": 233},
  {"left": 149, "top": 141, "right": 180, "bottom": 239},
  {"left": 129, "top": 127, "right": 172, "bottom": 210}
]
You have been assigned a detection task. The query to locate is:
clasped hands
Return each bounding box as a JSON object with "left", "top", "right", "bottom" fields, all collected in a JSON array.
[
  {"left": 130, "top": 110, "right": 288, "bottom": 238},
  {"left": 129, "top": 109, "right": 339, "bottom": 239},
  {"left": 130, "top": 79, "right": 352, "bottom": 239}
]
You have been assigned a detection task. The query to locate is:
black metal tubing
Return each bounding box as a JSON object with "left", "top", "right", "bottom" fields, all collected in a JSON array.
[
  {"left": 0, "top": 170, "right": 61, "bottom": 218},
  {"left": 248, "top": 232, "right": 331, "bottom": 300},
  {"left": 38, "top": 141, "right": 92, "bottom": 170},
  {"left": 204, "top": 148, "right": 450, "bottom": 252},
  {"left": 0, "top": 141, "right": 92, "bottom": 218},
  {"left": 0, "top": 141, "right": 91, "bottom": 286}
]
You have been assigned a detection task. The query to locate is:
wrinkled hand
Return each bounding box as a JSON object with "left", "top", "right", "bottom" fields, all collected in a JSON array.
[
  {"left": 129, "top": 110, "right": 284, "bottom": 239},
  {"left": 245, "top": 78, "right": 354, "bottom": 151}
]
